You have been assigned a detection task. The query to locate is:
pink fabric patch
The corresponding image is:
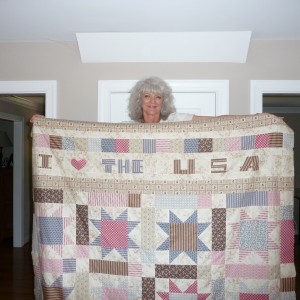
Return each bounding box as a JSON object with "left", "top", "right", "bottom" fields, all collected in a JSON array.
[
  {"left": 101, "top": 220, "right": 128, "bottom": 248},
  {"left": 268, "top": 191, "right": 280, "bottom": 206},
  {"left": 197, "top": 195, "right": 212, "bottom": 208},
  {"left": 41, "top": 258, "right": 62, "bottom": 273},
  {"left": 227, "top": 137, "right": 241, "bottom": 151},
  {"left": 88, "top": 192, "right": 128, "bottom": 207},
  {"left": 212, "top": 251, "right": 225, "bottom": 265},
  {"left": 255, "top": 134, "right": 269, "bottom": 148},
  {"left": 169, "top": 280, "right": 197, "bottom": 293},
  {"left": 116, "top": 139, "right": 129, "bottom": 153},
  {"left": 156, "top": 139, "right": 171, "bottom": 152},
  {"left": 226, "top": 264, "right": 268, "bottom": 279},
  {"left": 157, "top": 292, "right": 169, "bottom": 300},
  {"left": 198, "top": 295, "right": 210, "bottom": 300},
  {"left": 37, "top": 134, "right": 50, "bottom": 147},
  {"left": 76, "top": 245, "right": 89, "bottom": 258},
  {"left": 102, "top": 288, "right": 128, "bottom": 300},
  {"left": 128, "top": 263, "right": 142, "bottom": 277},
  {"left": 280, "top": 220, "right": 294, "bottom": 263}
]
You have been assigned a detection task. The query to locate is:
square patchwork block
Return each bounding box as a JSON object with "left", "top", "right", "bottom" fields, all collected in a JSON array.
[
  {"left": 116, "top": 139, "right": 129, "bottom": 153},
  {"left": 184, "top": 139, "right": 199, "bottom": 153},
  {"left": 39, "top": 217, "right": 63, "bottom": 244},
  {"left": 62, "top": 137, "right": 75, "bottom": 150},
  {"left": 240, "top": 220, "right": 267, "bottom": 250},
  {"left": 101, "top": 139, "right": 115, "bottom": 152}
]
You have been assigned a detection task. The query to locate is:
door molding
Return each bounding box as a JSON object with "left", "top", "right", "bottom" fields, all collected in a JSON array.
[
  {"left": 98, "top": 80, "right": 229, "bottom": 122},
  {"left": 250, "top": 80, "right": 300, "bottom": 113},
  {"left": 0, "top": 80, "right": 57, "bottom": 247}
]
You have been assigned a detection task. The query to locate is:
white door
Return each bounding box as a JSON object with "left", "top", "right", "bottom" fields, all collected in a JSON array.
[{"left": 98, "top": 80, "right": 229, "bottom": 122}]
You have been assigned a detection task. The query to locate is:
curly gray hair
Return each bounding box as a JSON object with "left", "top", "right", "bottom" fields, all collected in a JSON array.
[{"left": 128, "top": 77, "right": 176, "bottom": 122}]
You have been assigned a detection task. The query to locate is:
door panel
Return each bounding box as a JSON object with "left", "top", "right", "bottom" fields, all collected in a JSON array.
[{"left": 98, "top": 80, "right": 228, "bottom": 122}]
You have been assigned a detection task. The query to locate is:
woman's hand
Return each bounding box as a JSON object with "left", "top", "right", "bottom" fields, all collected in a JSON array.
[{"left": 30, "top": 114, "right": 45, "bottom": 123}]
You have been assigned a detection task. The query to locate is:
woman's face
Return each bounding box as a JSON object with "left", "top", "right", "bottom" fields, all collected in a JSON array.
[{"left": 141, "top": 92, "right": 163, "bottom": 118}]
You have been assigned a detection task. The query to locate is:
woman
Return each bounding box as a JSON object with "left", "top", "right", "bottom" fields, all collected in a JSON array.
[{"left": 128, "top": 76, "right": 210, "bottom": 123}]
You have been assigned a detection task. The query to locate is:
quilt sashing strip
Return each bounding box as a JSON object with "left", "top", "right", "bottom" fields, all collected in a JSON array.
[{"left": 32, "top": 113, "right": 296, "bottom": 299}]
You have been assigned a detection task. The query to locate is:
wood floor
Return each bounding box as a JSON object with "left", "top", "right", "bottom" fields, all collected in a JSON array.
[{"left": 0, "top": 237, "right": 299, "bottom": 299}]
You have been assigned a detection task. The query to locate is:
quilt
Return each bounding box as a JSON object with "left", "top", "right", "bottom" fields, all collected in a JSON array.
[{"left": 31, "top": 113, "right": 296, "bottom": 299}]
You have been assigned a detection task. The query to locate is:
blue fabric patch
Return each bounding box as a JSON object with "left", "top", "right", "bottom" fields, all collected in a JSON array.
[
  {"left": 39, "top": 217, "right": 63, "bottom": 244},
  {"left": 63, "top": 259, "right": 76, "bottom": 273},
  {"left": 101, "top": 139, "right": 115, "bottom": 152},
  {"left": 62, "top": 137, "right": 75, "bottom": 150},
  {"left": 88, "top": 138, "right": 102, "bottom": 152},
  {"left": 184, "top": 139, "right": 199, "bottom": 153},
  {"left": 240, "top": 220, "right": 268, "bottom": 250},
  {"left": 241, "top": 135, "right": 255, "bottom": 150},
  {"left": 143, "top": 139, "right": 156, "bottom": 153}
]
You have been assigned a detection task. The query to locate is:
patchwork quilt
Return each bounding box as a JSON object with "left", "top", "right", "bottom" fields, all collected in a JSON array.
[{"left": 31, "top": 113, "right": 296, "bottom": 299}]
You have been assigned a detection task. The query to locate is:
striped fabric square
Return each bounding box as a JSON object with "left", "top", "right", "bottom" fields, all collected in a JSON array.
[
  {"left": 226, "top": 191, "right": 268, "bottom": 208},
  {"left": 36, "top": 133, "right": 50, "bottom": 147},
  {"left": 63, "top": 258, "right": 76, "bottom": 273},
  {"left": 62, "top": 137, "right": 75, "bottom": 150},
  {"left": 170, "top": 223, "right": 197, "bottom": 251},
  {"left": 184, "top": 139, "right": 199, "bottom": 153},
  {"left": 88, "top": 138, "right": 102, "bottom": 152},
  {"left": 50, "top": 135, "right": 62, "bottom": 149},
  {"left": 255, "top": 133, "right": 269, "bottom": 148},
  {"left": 116, "top": 139, "right": 129, "bottom": 153},
  {"left": 241, "top": 135, "right": 255, "bottom": 150},
  {"left": 156, "top": 139, "right": 171, "bottom": 152},
  {"left": 269, "top": 132, "right": 283, "bottom": 147},
  {"left": 143, "top": 139, "right": 156, "bottom": 153},
  {"left": 101, "top": 138, "right": 115, "bottom": 152},
  {"left": 227, "top": 137, "right": 241, "bottom": 151}
]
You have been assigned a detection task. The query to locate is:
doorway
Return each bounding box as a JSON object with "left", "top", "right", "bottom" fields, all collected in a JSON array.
[
  {"left": 250, "top": 80, "right": 300, "bottom": 235},
  {"left": 0, "top": 81, "right": 57, "bottom": 247}
]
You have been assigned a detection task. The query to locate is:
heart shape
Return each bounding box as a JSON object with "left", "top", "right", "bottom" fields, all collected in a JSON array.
[{"left": 71, "top": 159, "right": 87, "bottom": 170}]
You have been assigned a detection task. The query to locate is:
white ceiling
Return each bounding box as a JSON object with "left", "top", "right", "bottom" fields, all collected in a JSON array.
[{"left": 0, "top": 0, "right": 300, "bottom": 43}]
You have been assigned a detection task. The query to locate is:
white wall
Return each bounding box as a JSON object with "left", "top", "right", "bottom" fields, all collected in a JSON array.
[
  {"left": 1, "top": 40, "right": 299, "bottom": 242},
  {"left": 0, "top": 40, "right": 299, "bottom": 121}
]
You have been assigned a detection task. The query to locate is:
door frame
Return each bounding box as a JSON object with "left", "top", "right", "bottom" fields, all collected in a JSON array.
[
  {"left": 98, "top": 80, "right": 229, "bottom": 122},
  {"left": 250, "top": 80, "right": 300, "bottom": 113},
  {"left": 0, "top": 80, "right": 57, "bottom": 247}
]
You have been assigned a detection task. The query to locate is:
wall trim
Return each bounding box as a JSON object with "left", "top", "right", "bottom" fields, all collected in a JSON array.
[
  {"left": 0, "top": 80, "right": 57, "bottom": 247},
  {"left": 250, "top": 80, "right": 300, "bottom": 113}
]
